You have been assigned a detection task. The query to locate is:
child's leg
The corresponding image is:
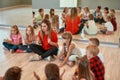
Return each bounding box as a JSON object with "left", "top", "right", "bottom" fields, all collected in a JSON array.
[
  {"left": 41, "top": 46, "right": 58, "bottom": 59},
  {"left": 19, "top": 45, "right": 27, "bottom": 50},
  {"left": 3, "top": 42, "right": 13, "bottom": 51}
]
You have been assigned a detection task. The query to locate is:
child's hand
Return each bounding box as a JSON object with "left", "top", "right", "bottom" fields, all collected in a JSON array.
[
  {"left": 53, "top": 55, "right": 58, "bottom": 60},
  {"left": 58, "top": 63, "right": 64, "bottom": 67},
  {"left": 33, "top": 71, "right": 40, "bottom": 80}
]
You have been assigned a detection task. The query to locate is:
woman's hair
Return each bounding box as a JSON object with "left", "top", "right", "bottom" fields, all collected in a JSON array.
[
  {"left": 45, "top": 63, "right": 61, "bottom": 80},
  {"left": 4, "top": 66, "right": 22, "bottom": 80},
  {"left": 11, "top": 25, "right": 19, "bottom": 35},
  {"left": 77, "top": 56, "right": 94, "bottom": 80},
  {"left": 44, "top": 14, "right": 50, "bottom": 20},
  {"left": 70, "top": 7, "right": 78, "bottom": 20},
  {"left": 89, "top": 38, "right": 99, "bottom": 46},
  {"left": 40, "top": 19, "right": 52, "bottom": 41},
  {"left": 26, "top": 25, "right": 35, "bottom": 42},
  {"left": 89, "top": 14, "right": 94, "bottom": 20},
  {"left": 62, "top": 31, "right": 72, "bottom": 44},
  {"left": 86, "top": 45, "right": 99, "bottom": 56},
  {"left": 52, "top": 15, "right": 59, "bottom": 29}
]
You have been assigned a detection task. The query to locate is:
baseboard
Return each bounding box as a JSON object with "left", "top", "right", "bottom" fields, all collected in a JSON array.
[{"left": 0, "top": 5, "right": 32, "bottom": 11}]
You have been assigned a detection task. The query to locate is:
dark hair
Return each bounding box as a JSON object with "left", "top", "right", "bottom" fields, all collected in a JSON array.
[
  {"left": 89, "top": 14, "right": 94, "bottom": 20},
  {"left": 4, "top": 66, "right": 22, "bottom": 80},
  {"left": 38, "top": 8, "right": 43, "bottom": 13},
  {"left": 45, "top": 63, "right": 61, "bottom": 80},
  {"left": 32, "top": 11, "right": 35, "bottom": 15},
  {"left": 50, "top": 8, "right": 55, "bottom": 18},
  {"left": 104, "top": 7, "right": 109, "bottom": 13},
  {"left": 97, "top": 6, "right": 101, "bottom": 10}
]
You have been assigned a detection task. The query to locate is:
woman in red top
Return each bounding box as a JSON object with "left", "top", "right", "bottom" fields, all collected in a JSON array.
[
  {"left": 65, "top": 7, "right": 81, "bottom": 34},
  {"left": 30, "top": 19, "right": 58, "bottom": 61}
]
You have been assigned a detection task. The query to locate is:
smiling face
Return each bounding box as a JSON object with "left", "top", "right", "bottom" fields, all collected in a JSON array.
[{"left": 26, "top": 27, "right": 32, "bottom": 35}]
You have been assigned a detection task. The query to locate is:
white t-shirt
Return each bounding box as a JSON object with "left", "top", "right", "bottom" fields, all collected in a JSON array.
[{"left": 105, "top": 21, "right": 114, "bottom": 31}]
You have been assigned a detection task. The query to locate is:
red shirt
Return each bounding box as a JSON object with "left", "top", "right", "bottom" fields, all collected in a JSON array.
[
  {"left": 90, "top": 56, "right": 105, "bottom": 80},
  {"left": 38, "top": 30, "right": 58, "bottom": 50},
  {"left": 65, "top": 15, "right": 81, "bottom": 34},
  {"left": 111, "top": 18, "right": 117, "bottom": 31}
]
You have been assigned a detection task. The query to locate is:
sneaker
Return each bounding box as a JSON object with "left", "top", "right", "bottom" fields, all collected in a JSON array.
[
  {"left": 45, "top": 56, "right": 55, "bottom": 62},
  {"left": 29, "top": 54, "right": 40, "bottom": 61}
]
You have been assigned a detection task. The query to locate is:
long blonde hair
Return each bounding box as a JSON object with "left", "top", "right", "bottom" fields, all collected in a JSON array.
[
  {"left": 52, "top": 15, "right": 59, "bottom": 29},
  {"left": 40, "top": 19, "right": 52, "bottom": 41}
]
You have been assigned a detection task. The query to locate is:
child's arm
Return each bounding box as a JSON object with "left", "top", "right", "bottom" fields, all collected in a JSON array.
[
  {"left": 59, "top": 44, "right": 75, "bottom": 67},
  {"left": 33, "top": 72, "right": 40, "bottom": 80},
  {"left": 54, "top": 44, "right": 65, "bottom": 59}
]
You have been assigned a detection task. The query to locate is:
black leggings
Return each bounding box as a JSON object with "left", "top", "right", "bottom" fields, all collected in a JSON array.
[{"left": 30, "top": 44, "right": 58, "bottom": 59}]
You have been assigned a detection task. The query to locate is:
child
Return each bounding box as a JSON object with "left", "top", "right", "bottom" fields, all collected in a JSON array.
[
  {"left": 89, "top": 38, "right": 104, "bottom": 63},
  {"left": 55, "top": 32, "right": 81, "bottom": 67},
  {"left": 34, "top": 63, "right": 64, "bottom": 80},
  {"left": 3, "top": 25, "right": 22, "bottom": 53},
  {"left": 86, "top": 45, "right": 105, "bottom": 80},
  {"left": 51, "top": 15, "right": 59, "bottom": 33},
  {"left": 44, "top": 14, "right": 50, "bottom": 20},
  {"left": 84, "top": 14, "right": 98, "bottom": 35},
  {"left": 49, "top": 8, "right": 55, "bottom": 22},
  {"left": 0, "top": 66, "right": 22, "bottom": 80},
  {"left": 100, "top": 15, "right": 114, "bottom": 35},
  {"left": 29, "top": 19, "right": 58, "bottom": 61},
  {"left": 19, "top": 25, "right": 36, "bottom": 53},
  {"left": 72, "top": 56, "right": 94, "bottom": 80},
  {"left": 109, "top": 9, "right": 117, "bottom": 31},
  {"left": 32, "top": 11, "right": 37, "bottom": 29},
  {"left": 65, "top": 7, "right": 81, "bottom": 34},
  {"left": 36, "top": 8, "right": 44, "bottom": 25},
  {"left": 77, "top": 7, "right": 82, "bottom": 18},
  {"left": 82, "top": 7, "right": 90, "bottom": 23}
]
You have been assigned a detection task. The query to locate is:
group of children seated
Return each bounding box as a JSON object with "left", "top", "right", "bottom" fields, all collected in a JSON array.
[
  {"left": 33, "top": 6, "right": 117, "bottom": 36},
  {"left": 2, "top": 18, "right": 105, "bottom": 80}
]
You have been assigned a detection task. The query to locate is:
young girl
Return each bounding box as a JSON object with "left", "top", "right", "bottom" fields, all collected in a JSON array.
[
  {"left": 100, "top": 15, "right": 114, "bottom": 35},
  {"left": 84, "top": 14, "right": 98, "bottom": 35},
  {"left": 49, "top": 8, "right": 55, "bottom": 22},
  {"left": 34, "top": 63, "right": 65, "bottom": 80},
  {"left": 72, "top": 56, "right": 94, "bottom": 80},
  {"left": 19, "top": 25, "right": 36, "bottom": 53},
  {"left": 52, "top": 15, "right": 59, "bottom": 33},
  {"left": 29, "top": 19, "right": 58, "bottom": 61},
  {"left": 0, "top": 66, "right": 22, "bottom": 80},
  {"left": 102, "top": 7, "right": 109, "bottom": 22},
  {"left": 77, "top": 7, "right": 82, "bottom": 18},
  {"left": 44, "top": 14, "right": 50, "bottom": 20},
  {"left": 3, "top": 25, "right": 22, "bottom": 53},
  {"left": 55, "top": 32, "right": 81, "bottom": 67},
  {"left": 109, "top": 9, "right": 117, "bottom": 31},
  {"left": 65, "top": 7, "right": 81, "bottom": 34},
  {"left": 82, "top": 7, "right": 90, "bottom": 23}
]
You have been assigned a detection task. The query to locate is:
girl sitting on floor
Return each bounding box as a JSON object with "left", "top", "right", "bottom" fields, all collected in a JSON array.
[{"left": 55, "top": 31, "right": 81, "bottom": 67}]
